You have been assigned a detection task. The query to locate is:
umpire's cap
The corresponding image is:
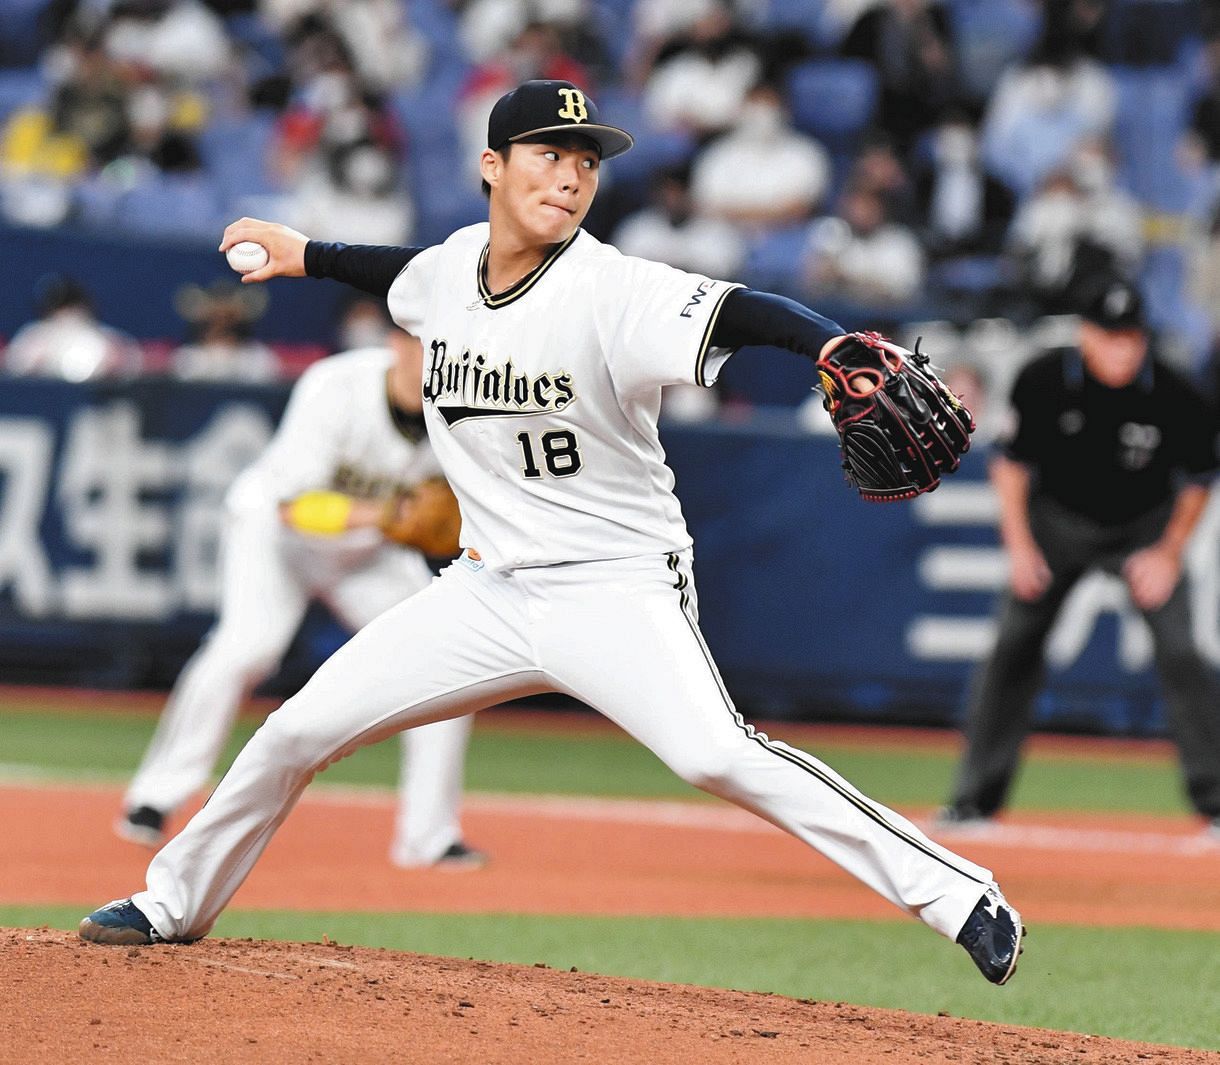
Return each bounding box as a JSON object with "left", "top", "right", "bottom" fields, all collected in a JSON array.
[
  {"left": 488, "top": 80, "right": 634, "bottom": 160},
  {"left": 1079, "top": 275, "right": 1146, "bottom": 332}
]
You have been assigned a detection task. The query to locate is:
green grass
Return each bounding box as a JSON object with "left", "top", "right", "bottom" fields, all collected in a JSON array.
[
  {"left": 0, "top": 704, "right": 1193, "bottom": 814},
  {"left": 7, "top": 904, "right": 1216, "bottom": 1050},
  {"left": 3, "top": 698, "right": 1214, "bottom": 1050}
]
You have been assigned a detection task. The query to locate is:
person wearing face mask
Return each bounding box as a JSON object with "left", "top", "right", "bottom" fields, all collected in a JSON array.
[
  {"left": 689, "top": 82, "right": 830, "bottom": 231},
  {"left": 980, "top": 42, "right": 1117, "bottom": 199},
  {"left": 287, "top": 138, "right": 414, "bottom": 245},
  {"left": 914, "top": 114, "right": 1015, "bottom": 261},
  {"left": 1007, "top": 139, "right": 1143, "bottom": 314},
  {"left": 938, "top": 275, "right": 1220, "bottom": 838}
]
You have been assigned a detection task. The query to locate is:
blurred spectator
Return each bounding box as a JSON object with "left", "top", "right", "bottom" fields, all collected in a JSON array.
[
  {"left": 260, "top": 1, "right": 428, "bottom": 91},
  {"left": 639, "top": 0, "right": 762, "bottom": 137},
  {"left": 452, "top": 0, "right": 610, "bottom": 84},
  {"left": 796, "top": 387, "right": 837, "bottom": 434},
  {"left": 0, "top": 18, "right": 208, "bottom": 225},
  {"left": 3, "top": 275, "right": 143, "bottom": 381},
  {"left": 285, "top": 137, "right": 412, "bottom": 243},
  {"left": 1007, "top": 139, "right": 1143, "bottom": 313},
  {"left": 270, "top": 25, "right": 403, "bottom": 188},
  {"left": 1040, "top": 0, "right": 1108, "bottom": 60},
  {"left": 661, "top": 381, "right": 720, "bottom": 421},
  {"left": 803, "top": 183, "right": 926, "bottom": 305},
  {"left": 457, "top": 20, "right": 591, "bottom": 175},
  {"left": 47, "top": 28, "right": 131, "bottom": 167},
  {"left": 1189, "top": 205, "right": 1220, "bottom": 364},
  {"left": 941, "top": 361, "right": 994, "bottom": 439},
  {"left": 1, "top": 29, "right": 123, "bottom": 180},
  {"left": 110, "top": 81, "right": 204, "bottom": 175},
  {"left": 914, "top": 113, "right": 1016, "bottom": 258},
  {"left": 689, "top": 82, "right": 830, "bottom": 231},
  {"left": 102, "top": 0, "right": 232, "bottom": 84},
  {"left": 170, "top": 280, "right": 279, "bottom": 382},
  {"left": 334, "top": 292, "right": 394, "bottom": 351},
  {"left": 632, "top": 0, "right": 733, "bottom": 47},
  {"left": 838, "top": 0, "right": 960, "bottom": 151},
  {"left": 981, "top": 41, "right": 1117, "bottom": 198},
  {"left": 847, "top": 132, "right": 918, "bottom": 225},
  {"left": 612, "top": 162, "right": 745, "bottom": 277}
]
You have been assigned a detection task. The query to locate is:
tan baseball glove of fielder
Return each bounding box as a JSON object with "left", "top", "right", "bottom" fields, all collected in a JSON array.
[{"left": 380, "top": 478, "right": 462, "bottom": 558}]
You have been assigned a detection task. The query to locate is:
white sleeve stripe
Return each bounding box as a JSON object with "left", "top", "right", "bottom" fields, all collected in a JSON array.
[{"left": 694, "top": 283, "right": 745, "bottom": 388}]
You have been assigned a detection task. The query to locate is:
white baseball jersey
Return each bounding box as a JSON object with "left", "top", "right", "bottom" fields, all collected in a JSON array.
[
  {"left": 228, "top": 346, "right": 444, "bottom": 571},
  {"left": 125, "top": 346, "right": 471, "bottom": 867},
  {"left": 134, "top": 228, "right": 999, "bottom": 952},
  {"left": 387, "top": 224, "right": 742, "bottom": 570}
]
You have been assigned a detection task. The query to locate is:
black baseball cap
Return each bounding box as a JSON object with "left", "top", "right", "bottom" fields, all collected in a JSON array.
[
  {"left": 487, "top": 80, "right": 634, "bottom": 160},
  {"left": 1079, "top": 276, "right": 1145, "bottom": 331}
]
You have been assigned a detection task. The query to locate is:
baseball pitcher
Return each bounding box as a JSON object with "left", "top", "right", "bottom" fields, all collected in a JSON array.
[{"left": 84, "top": 80, "right": 1021, "bottom": 986}]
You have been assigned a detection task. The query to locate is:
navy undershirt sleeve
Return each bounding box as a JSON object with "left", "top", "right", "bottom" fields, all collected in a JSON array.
[
  {"left": 304, "top": 241, "right": 426, "bottom": 297},
  {"left": 710, "top": 287, "right": 845, "bottom": 359}
]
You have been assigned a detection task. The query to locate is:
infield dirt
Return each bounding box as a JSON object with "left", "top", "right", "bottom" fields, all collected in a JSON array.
[{"left": 4, "top": 928, "right": 1216, "bottom": 1065}]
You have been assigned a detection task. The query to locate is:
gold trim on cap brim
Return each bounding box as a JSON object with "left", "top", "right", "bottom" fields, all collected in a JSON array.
[{"left": 507, "top": 123, "right": 635, "bottom": 159}]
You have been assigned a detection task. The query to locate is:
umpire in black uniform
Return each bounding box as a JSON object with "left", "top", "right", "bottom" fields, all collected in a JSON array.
[{"left": 940, "top": 275, "right": 1220, "bottom": 833}]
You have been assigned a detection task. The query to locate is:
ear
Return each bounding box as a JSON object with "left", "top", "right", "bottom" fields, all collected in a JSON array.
[{"left": 479, "top": 148, "right": 502, "bottom": 190}]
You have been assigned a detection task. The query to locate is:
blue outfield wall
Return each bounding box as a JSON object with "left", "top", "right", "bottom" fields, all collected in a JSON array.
[
  {"left": 0, "top": 223, "right": 354, "bottom": 346},
  {"left": 2, "top": 379, "right": 1219, "bottom": 734}
]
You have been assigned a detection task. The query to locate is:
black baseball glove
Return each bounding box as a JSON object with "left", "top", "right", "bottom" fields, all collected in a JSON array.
[{"left": 814, "top": 331, "right": 974, "bottom": 502}]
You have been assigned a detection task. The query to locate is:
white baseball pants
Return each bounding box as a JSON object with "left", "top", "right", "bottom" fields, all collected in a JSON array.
[
  {"left": 124, "top": 508, "right": 473, "bottom": 865},
  {"left": 135, "top": 550, "right": 992, "bottom": 942}
]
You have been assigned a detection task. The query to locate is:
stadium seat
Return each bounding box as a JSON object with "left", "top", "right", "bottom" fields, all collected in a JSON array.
[
  {"left": 0, "top": 66, "right": 45, "bottom": 127},
  {"left": 1103, "top": 0, "right": 1201, "bottom": 66},
  {"left": 1139, "top": 246, "right": 1213, "bottom": 372},
  {"left": 763, "top": 0, "right": 823, "bottom": 27},
  {"left": 393, "top": 55, "right": 472, "bottom": 151},
  {"left": 197, "top": 112, "right": 278, "bottom": 202},
  {"left": 743, "top": 223, "right": 812, "bottom": 294},
  {"left": 114, "top": 174, "right": 225, "bottom": 241},
  {"left": 718, "top": 343, "right": 818, "bottom": 407},
  {"left": 406, "top": 0, "right": 468, "bottom": 67},
  {"left": 223, "top": 13, "right": 287, "bottom": 71},
  {"left": 409, "top": 141, "right": 485, "bottom": 246},
  {"left": 594, "top": 87, "right": 696, "bottom": 199},
  {"left": 947, "top": 0, "right": 1041, "bottom": 99},
  {"left": 0, "top": 0, "right": 51, "bottom": 67},
  {"left": 1110, "top": 65, "right": 1198, "bottom": 212},
  {"left": 786, "top": 60, "right": 878, "bottom": 151}
]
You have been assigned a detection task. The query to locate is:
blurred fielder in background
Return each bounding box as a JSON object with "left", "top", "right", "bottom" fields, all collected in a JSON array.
[{"left": 117, "top": 328, "right": 482, "bottom": 869}]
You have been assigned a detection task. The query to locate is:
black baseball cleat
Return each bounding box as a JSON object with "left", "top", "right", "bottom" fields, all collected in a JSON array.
[
  {"left": 956, "top": 886, "right": 1024, "bottom": 985},
  {"left": 434, "top": 841, "right": 488, "bottom": 869},
  {"left": 114, "top": 806, "right": 166, "bottom": 848},
  {"left": 932, "top": 804, "right": 992, "bottom": 830}
]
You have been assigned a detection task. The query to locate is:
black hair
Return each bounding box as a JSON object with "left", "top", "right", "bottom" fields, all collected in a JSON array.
[{"left": 35, "top": 275, "right": 91, "bottom": 316}]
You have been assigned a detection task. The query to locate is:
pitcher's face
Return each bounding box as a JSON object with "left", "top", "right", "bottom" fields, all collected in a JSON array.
[{"left": 483, "top": 139, "right": 600, "bottom": 245}]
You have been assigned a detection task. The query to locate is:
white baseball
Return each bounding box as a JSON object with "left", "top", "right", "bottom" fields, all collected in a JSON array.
[{"left": 226, "top": 241, "right": 269, "bottom": 275}]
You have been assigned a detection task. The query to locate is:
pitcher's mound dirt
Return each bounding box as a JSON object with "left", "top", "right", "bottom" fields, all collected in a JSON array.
[{"left": 2, "top": 928, "right": 1211, "bottom": 1065}]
